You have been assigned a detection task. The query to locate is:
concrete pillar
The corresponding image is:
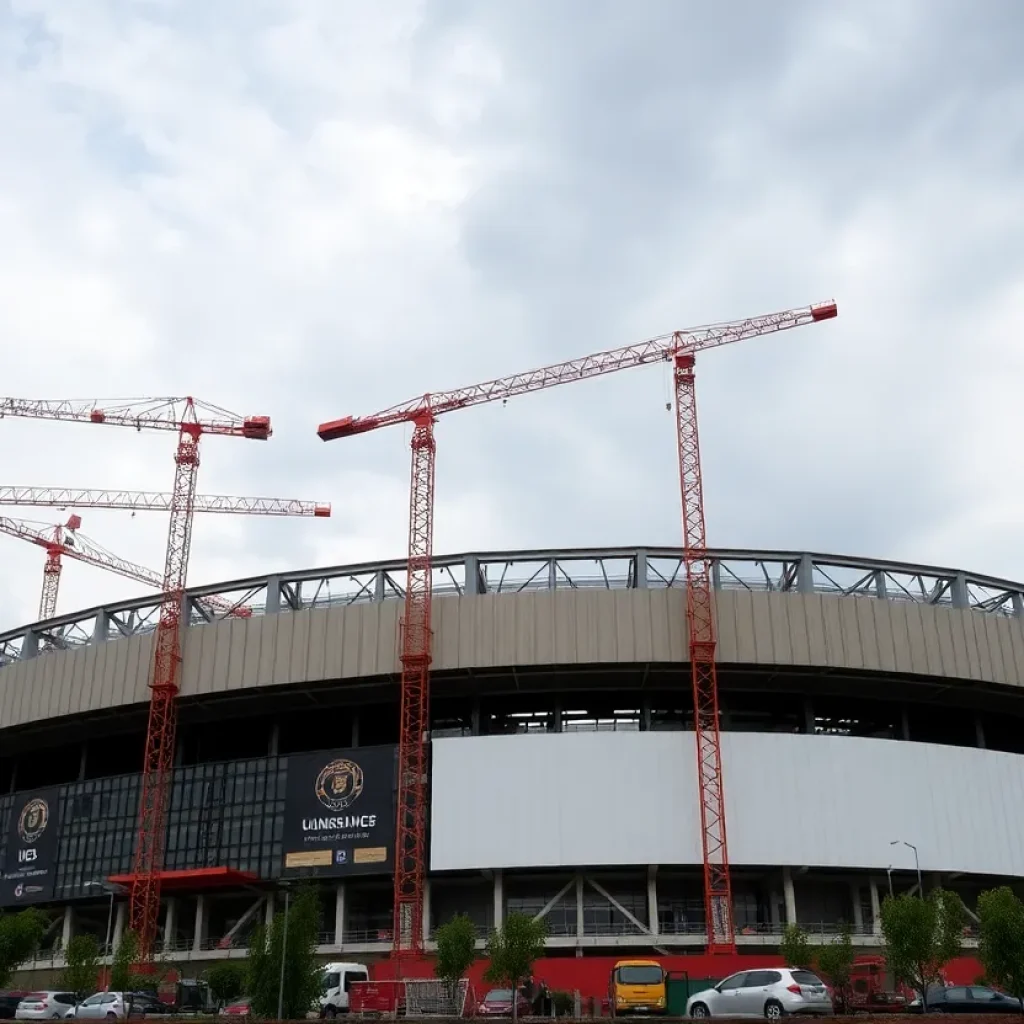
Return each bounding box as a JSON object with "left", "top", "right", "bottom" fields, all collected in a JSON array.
[
  {"left": 268, "top": 722, "right": 280, "bottom": 756},
  {"left": 493, "top": 871, "right": 503, "bottom": 930},
  {"left": 78, "top": 743, "right": 88, "bottom": 781},
  {"left": 423, "top": 878, "right": 431, "bottom": 944},
  {"left": 193, "top": 895, "right": 207, "bottom": 953},
  {"left": 93, "top": 610, "right": 109, "bottom": 643},
  {"left": 112, "top": 902, "right": 127, "bottom": 951},
  {"left": 61, "top": 906, "right": 74, "bottom": 949},
  {"left": 647, "top": 866, "right": 659, "bottom": 936},
  {"left": 850, "top": 883, "right": 864, "bottom": 934},
  {"left": 575, "top": 875, "right": 584, "bottom": 940},
  {"left": 351, "top": 711, "right": 360, "bottom": 748},
  {"left": 870, "top": 878, "right": 882, "bottom": 935},
  {"left": 264, "top": 893, "right": 275, "bottom": 930},
  {"left": 975, "top": 715, "right": 986, "bottom": 749},
  {"left": 265, "top": 576, "right": 282, "bottom": 614},
  {"left": 783, "top": 868, "right": 797, "bottom": 925},
  {"left": 163, "top": 899, "right": 178, "bottom": 951},
  {"left": 334, "top": 883, "right": 346, "bottom": 948}
]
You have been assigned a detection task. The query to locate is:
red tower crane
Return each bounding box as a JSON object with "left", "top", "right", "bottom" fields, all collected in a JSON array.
[
  {"left": 0, "top": 397, "right": 330, "bottom": 957},
  {"left": 318, "top": 300, "right": 838, "bottom": 957},
  {"left": 0, "top": 514, "right": 254, "bottom": 622}
]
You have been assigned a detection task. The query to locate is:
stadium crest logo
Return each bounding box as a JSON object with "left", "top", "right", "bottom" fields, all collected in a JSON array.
[
  {"left": 314, "top": 759, "right": 364, "bottom": 813},
  {"left": 18, "top": 798, "right": 49, "bottom": 845}
]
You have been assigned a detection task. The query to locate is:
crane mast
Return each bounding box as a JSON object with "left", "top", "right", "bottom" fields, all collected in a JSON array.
[{"left": 319, "top": 300, "right": 837, "bottom": 958}]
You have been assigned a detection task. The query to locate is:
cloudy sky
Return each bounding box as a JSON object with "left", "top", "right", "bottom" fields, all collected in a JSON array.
[{"left": 0, "top": 0, "right": 1021, "bottom": 629}]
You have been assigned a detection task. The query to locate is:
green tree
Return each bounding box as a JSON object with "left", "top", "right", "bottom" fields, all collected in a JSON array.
[
  {"left": 434, "top": 913, "right": 477, "bottom": 1007},
  {"left": 247, "top": 885, "right": 322, "bottom": 1019},
  {"left": 880, "top": 890, "right": 964, "bottom": 1009},
  {"left": 484, "top": 912, "right": 547, "bottom": 1023},
  {"left": 816, "top": 923, "right": 855, "bottom": 1012},
  {"left": 779, "top": 923, "right": 814, "bottom": 969},
  {"left": 977, "top": 886, "right": 1024, "bottom": 1004},
  {"left": 0, "top": 908, "right": 47, "bottom": 987},
  {"left": 206, "top": 961, "right": 248, "bottom": 1009},
  {"left": 61, "top": 933, "right": 101, "bottom": 1001},
  {"left": 109, "top": 929, "right": 141, "bottom": 992}
]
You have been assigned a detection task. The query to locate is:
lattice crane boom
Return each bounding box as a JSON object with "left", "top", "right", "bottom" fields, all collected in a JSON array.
[
  {"left": 318, "top": 300, "right": 837, "bottom": 959},
  {"left": 0, "top": 516, "right": 251, "bottom": 621},
  {"left": 0, "top": 486, "right": 331, "bottom": 517},
  {"left": 0, "top": 396, "right": 271, "bottom": 439},
  {"left": 318, "top": 302, "right": 837, "bottom": 439}
]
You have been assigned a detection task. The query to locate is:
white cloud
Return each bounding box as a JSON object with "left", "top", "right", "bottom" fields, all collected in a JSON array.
[{"left": 0, "top": 0, "right": 1021, "bottom": 636}]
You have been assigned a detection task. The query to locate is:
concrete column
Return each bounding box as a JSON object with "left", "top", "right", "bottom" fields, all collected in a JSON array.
[
  {"left": 112, "top": 902, "right": 127, "bottom": 951},
  {"left": 975, "top": 715, "right": 986, "bottom": 749},
  {"left": 647, "top": 866, "right": 659, "bottom": 936},
  {"left": 268, "top": 723, "right": 280, "bottom": 756},
  {"left": 351, "top": 711, "right": 360, "bottom": 748},
  {"left": 265, "top": 576, "right": 282, "bottom": 614},
  {"left": 493, "top": 870, "right": 503, "bottom": 930},
  {"left": 61, "top": 906, "right": 74, "bottom": 949},
  {"left": 423, "top": 878, "right": 431, "bottom": 944},
  {"left": 193, "top": 895, "right": 207, "bottom": 953},
  {"left": 869, "top": 878, "right": 882, "bottom": 935},
  {"left": 93, "top": 610, "right": 109, "bottom": 643},
  {"left": 334, "top": 883, "right": 346, "bottom": 948},
  {"left": 783, "top": 868, "right": 797, "bottom": 925},
  {"left": 575, "top": 874, "right": 584, "bottom": 940},
  {"left": 264, "top": 893, "right": 275, "bottom": 930},
  {"left": 163, "top": 899, "right": 178, "bottom": 951},
  {"left": 850, "top": 883, "right": 864, "bottom": 933},
  {"left": 78, "top": 743, "right": 88, "bottom": 781}
]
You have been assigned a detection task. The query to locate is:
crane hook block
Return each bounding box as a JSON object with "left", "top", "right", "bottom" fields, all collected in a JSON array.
[
  {"left": 810, "top": 301, "right": 838, "bottom": 321},
  {"left": 241, "top": 416, "right": 272, "bottom": 440}
]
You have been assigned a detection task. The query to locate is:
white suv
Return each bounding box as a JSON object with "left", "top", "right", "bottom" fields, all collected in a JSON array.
[
  {"left": 687, "top": 968, "right": 833, "bottom": 1019},
  {"left": 16, "top": 993, "right": 78, "bottom": 1020}
]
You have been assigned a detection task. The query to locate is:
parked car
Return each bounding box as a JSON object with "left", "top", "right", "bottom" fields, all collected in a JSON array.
[
  {"left": 477, "top": 989, "right": 533, "bottom": 1017},
  {"left": 687, "top": 968, "right": 833, "bottom": 1019},
  {"left": 219, "top": 1000, "right": 250, "bottom": 1018},
  {"left": 16, "top": 994, "right": 78, "bottom": 1020},
  {"left": 64, "top": 993, "right": 143, "bottom": 1020},
  {"left": 913, "top": 985, "right": 1024, "bottom": 1014},
  {"left": 0, "top": 996, "right": 30, "bottom": 1021}
]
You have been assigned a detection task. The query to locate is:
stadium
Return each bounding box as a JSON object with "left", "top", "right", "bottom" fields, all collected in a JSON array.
[{"left": 2, "top": 542, "right": 1023, "bottom": 994}]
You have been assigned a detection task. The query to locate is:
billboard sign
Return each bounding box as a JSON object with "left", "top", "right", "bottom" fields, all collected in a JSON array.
[
  {"left": 1, "top": 787, "right": 60, "bottom": 906},
  {"left": 282, "top": 745, "right": 396, "bottom": 878}
]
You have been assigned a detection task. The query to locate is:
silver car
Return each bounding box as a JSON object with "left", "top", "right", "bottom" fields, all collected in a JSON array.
[{"left": 687, "top": 968, "right": 833, "bottom": 1019}]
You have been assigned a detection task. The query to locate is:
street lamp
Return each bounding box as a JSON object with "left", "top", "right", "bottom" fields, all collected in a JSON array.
[
  {"left": 891, "top": 840, "right": 923, "bottom": 896},
  {"left": 83, "top": 880, "right": 127, "bottom": 989},
  {"left": 276, "top": 881, "right": 294, "bottom": 1021}
]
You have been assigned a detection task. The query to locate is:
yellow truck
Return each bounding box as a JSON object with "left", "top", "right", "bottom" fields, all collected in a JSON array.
[{"left": 609, "top": 960, "right": 667, "bottom": 1016}]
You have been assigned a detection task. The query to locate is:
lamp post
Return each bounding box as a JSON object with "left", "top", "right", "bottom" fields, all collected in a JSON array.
[
  {"left": 277, "top": 882, "right": 293, "bottom": 1021},
  {"left": 891, "top": 840, "right": 923, "bottom": 896},
  {"left": 83, "top": 880, "right": 126, "bottom": 989}
]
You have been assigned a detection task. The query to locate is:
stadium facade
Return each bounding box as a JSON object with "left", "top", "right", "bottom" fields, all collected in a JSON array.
[{"left": 2, "top": 545, "right": 1024, "bottom": 979}]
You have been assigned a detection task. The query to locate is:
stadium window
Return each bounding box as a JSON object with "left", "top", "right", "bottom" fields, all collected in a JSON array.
[
  {"left": 722, "top": 691, "right": 803, "bottom": 733},
  {"left": 561, "top": 707, "right": 640, "bottom": 732},
  {"left": 980, "top": 712, "right": 1024, "bottom": 755},
  {"left": 906, "top": 703, "right": 977, "bottom": 748},
  {"left": 506, "top": 875, "right": 576, "bottom": 937},
  {"left": 813, "top": 697, "right": 900, "bottom": 739},
  {"left": 430, "top": 698, "right": 474, "bottom": 738},
  {"left": 649, "top": 699, "right": 695, "bottom": 732},
  {"left": 481, "top": 695, "right": 557, "bottom": 735}
]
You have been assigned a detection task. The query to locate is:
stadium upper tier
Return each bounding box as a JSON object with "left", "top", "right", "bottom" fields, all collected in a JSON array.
[{"left": 1, "top": 546, "right": 1023, "bottom": 731}]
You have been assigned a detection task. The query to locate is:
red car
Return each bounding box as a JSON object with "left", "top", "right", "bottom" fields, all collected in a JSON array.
[
  {"left": 477, "top": 989, "right": 532, "bottom": 1017},
  {"left": 219, "top": 999, "right": 250, "bottom": 1017}
]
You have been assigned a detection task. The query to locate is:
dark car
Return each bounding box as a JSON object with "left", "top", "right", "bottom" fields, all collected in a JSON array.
[
  {"left": 921, "top": 985, "right": 1023, "bottom": 1014},
  {"left": 0, "top": 995, "right": 29, "bottom": 1021}
]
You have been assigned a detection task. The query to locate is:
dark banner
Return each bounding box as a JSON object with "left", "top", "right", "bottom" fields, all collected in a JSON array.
[
  {"left": 0, "top": 787, "right": 60, "bottom": 906},
  {"left": 282, "top": 745, "right": 396, "bottom": 878}
]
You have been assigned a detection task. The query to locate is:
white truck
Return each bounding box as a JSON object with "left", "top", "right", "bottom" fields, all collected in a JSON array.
[{"left": 319, "top": 962, "right": 370, "bottom": 1017}]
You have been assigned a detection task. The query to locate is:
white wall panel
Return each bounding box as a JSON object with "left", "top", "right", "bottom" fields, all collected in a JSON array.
[{"left": 430, "top": 732, "right": 1024, "bottom": 878}]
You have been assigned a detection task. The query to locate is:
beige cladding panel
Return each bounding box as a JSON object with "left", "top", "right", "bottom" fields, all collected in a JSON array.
[{"left": 4, "top": 589, "right": 1024, "bottom": 731}]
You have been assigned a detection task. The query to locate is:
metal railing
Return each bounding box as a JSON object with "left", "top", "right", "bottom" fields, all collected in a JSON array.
[{"left": 3, "top": 545, "right": 1022, "bottom": 664}]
